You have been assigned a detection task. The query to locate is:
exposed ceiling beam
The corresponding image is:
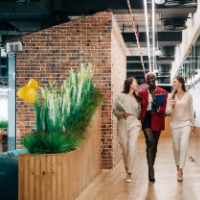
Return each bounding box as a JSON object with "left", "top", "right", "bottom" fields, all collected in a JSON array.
[
  {"left": 113, "top": 7, "right": 196, "bottom": 15},
  {"left": 122, "top": 32, "right": 182, "bottom": 43}
]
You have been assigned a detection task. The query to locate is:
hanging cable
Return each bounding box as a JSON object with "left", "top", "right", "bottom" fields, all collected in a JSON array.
[
  {"left": 152, "top": 0, "right": 155, "bottom": 72},
  {"left": 143, "top": 0, "right": 151, "bottom": 72},
  {"left": 126, "top": 0, "right": 146, "bottom": 76}
]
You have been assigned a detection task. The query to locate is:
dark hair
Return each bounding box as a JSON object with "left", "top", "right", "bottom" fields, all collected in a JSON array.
[
  {"left": 172, "top": 75, "right": 187, "bottom": 99},
  {"left": 123, "top": 77, "right": 141, "bottom": 102}
]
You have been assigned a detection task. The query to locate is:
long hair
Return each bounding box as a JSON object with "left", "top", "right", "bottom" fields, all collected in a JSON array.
[
  {"left": 172, "top": 75, "right": 186, "bottom": 99},
  {"left": 123, "top": 77, "right": 141, "bottom": 102}
]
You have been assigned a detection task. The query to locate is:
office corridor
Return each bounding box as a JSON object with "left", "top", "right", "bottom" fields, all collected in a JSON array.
[{"left": 76, "top": 136, "right": 200, "bottom": 200}]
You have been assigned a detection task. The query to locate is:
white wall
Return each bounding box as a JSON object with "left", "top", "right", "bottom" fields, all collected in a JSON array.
[
  {"left": 188, "top": 81, "right": 200, "bottom": 127},
  {"left": 0, "top": 99, "right": 8, "bottom": 120},
  {"left": 0, "top": 87, "right": 8, "bottom": 120},
  {"left": 171, "top": 0, "right": 200, "bottom": 80}
]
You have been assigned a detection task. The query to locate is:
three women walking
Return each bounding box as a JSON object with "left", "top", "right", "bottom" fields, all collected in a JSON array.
[{"left": 114, "top": 74, "right": 194, "bottom": 183}]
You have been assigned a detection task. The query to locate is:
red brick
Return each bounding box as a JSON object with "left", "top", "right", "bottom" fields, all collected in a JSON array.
[{"left": 16, "top": 11, "right": 126, "bottom": 170}]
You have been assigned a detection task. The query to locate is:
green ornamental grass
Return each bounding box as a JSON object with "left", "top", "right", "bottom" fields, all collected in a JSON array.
[
  {"left": 21, "top": 132, "right": 80, "bottom": 154},
  {"left": 21, "top": 62, "right": 102, "bottom": 154}
]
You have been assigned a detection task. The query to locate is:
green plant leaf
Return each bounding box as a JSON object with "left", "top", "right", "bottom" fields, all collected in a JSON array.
[{"left": 22, "top": 62, "right": 102, "bottom": 154}]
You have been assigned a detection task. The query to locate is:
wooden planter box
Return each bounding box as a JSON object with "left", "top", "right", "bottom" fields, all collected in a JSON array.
[{"left": 18, "top": 108, "right": 102, "bottom": 200}]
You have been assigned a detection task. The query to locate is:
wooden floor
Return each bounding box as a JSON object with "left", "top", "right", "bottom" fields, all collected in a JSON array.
[{"left": 76, "top": 136, "right": 200, "bottom": 200}]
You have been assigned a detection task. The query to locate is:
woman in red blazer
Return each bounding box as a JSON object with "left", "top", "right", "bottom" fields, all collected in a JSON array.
[{"left": 138, "top": 72, "right": 168, "bottom": 182}]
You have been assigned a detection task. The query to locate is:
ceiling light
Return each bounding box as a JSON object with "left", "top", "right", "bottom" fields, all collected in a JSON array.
[
  {"left": 16, "top": 0, "right": 30, "bottom": 3},
  {"left": 165, "top": 0, "right": 197, "bottom": 7},
  {"left": 0, "top": 48, "right": 7, "bottom": 57},
  {"left": 155, "top": 0, "right": 165, "bottom": 4},
  {"left": 6, "top": 41, "right": 23, "bottom": 52},
  {"left": 143, "top": 0, "right": 151, "bottom": 71},
  {"left": 152, "top": 0, "right": 156, "bottom": 72}
]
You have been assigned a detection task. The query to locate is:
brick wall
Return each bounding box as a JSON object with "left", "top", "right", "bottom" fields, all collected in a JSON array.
[
  {"left": 16, "top": 11, "right": 126, "bottom": 169},
  {"left": 111, "top": 15, "right": 126, "bottom": 168}
]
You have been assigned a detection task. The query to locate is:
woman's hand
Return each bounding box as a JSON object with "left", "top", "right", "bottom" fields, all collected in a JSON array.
[
  {"left": 152, "top": 101, "right": 159, "bottom": 110},
  {"left": 123, "top": 112, "right": 129, "bottom": 119},
  {"left": 171, "top": 99, "right": 176, "bottom": 109}
]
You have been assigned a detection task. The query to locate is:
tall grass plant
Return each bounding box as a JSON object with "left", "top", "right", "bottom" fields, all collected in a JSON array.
[{"left": 21, "top": 63, "right": 102, "bottom": 154}]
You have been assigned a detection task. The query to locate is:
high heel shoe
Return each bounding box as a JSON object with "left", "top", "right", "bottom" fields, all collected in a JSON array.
[
  {"left": 149, "top": 166, "right": 155, "bottom": 182},
  {"left": 177, "top": 170, "right": 183, "bottom": 182},
  {"left": 126, "top": 173, "right": 132, "bottom": 183}
]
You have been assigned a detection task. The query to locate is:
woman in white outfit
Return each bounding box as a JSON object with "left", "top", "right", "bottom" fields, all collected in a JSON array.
[
  {"left": 113, "top": 77, "right": 141, "bottom": 183},
  {"left": 166, "top": 76, "right": 195, "bottom": 182}
]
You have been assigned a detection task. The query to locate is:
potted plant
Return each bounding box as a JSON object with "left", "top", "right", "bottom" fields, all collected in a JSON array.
[
  {"left": 18, "top": 62, "right": 102, "bottom": 200},
  {"left": 0, "top": 120, "right": 8, "bottom": 129}
]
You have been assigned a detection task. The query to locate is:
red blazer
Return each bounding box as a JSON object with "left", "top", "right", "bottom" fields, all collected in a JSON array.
[{"left": 138, "top": 86, "right": 168, "bottom": 131}]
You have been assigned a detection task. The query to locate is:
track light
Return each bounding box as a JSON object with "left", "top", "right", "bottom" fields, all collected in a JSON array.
[
  {"left": 6, "top": 41, "right": 23, "bottom": 52},
  {"left": 155, "top": 0, "right": 165, "bottom": 4}
]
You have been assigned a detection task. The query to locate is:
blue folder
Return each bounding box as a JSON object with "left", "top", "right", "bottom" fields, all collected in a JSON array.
[{"left": 154, "top": 93, "right": 165, "bottom": 106}]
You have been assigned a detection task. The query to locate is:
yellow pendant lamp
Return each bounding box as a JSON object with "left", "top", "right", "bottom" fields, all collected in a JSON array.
[{"left": 17, "top": 79, "right": 41, "bottom": 103}]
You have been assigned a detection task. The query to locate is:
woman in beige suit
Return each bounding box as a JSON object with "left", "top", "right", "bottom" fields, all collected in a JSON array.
[
  {"left": 166, "top": 76, "right": 195, "bottom": 182},
  {"left": 113, "top": 77, "right": 141, "bottom": 183}
]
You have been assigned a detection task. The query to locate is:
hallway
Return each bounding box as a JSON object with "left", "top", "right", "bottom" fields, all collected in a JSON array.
[{"left": 76, "top": 136, "right": 200, "bottom": 200}]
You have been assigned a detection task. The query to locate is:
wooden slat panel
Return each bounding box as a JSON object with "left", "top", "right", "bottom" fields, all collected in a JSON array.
[
  {"left": 29, "top": 155, "right": 35, "bottom": 200},
  {"left": 40, "top": 155, "right": 46, "bottom": 200},
  {"left": 51, "top": 155, "right": 57, "bottom": 200},
  {"left": 46, "top": 155, "right": 52, "bottom": 200},
  {"left": 24, "top": 155, "right": 30, "bottom": 199},
  {"left": 57, "top": 155, "right": 63, "bottom": 200},
  {"left": 18, "top": 155, "right": 24, "bottom": 200},
  {"left": 35, "top": 155, "right": 41, "bottom": 200},
  {"left": 18, "top": 108, "right": 102, "bottom": 200}
]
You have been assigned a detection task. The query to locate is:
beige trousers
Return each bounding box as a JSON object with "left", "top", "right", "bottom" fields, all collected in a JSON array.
[
  {"left": 117, "top": 120, "right": 140, "bottom": 173},
  {"left": 170, "top": 125, "right": 191, "bottom": 169}
]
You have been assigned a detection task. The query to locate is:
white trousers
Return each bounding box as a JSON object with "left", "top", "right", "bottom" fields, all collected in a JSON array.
[
  {"left": 118, "top": 123, "right": 140, "bottom": 174},
  {"left": 170, "top": 125, "right": 191, "bottom": 169}
]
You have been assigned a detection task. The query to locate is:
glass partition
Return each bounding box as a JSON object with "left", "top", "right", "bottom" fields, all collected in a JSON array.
[
  {"left": 178, "top": 34, "right": 200, "bottom": 86},
  {"left": 0, "top": 50, "right": 16, "bottom": 152}
]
